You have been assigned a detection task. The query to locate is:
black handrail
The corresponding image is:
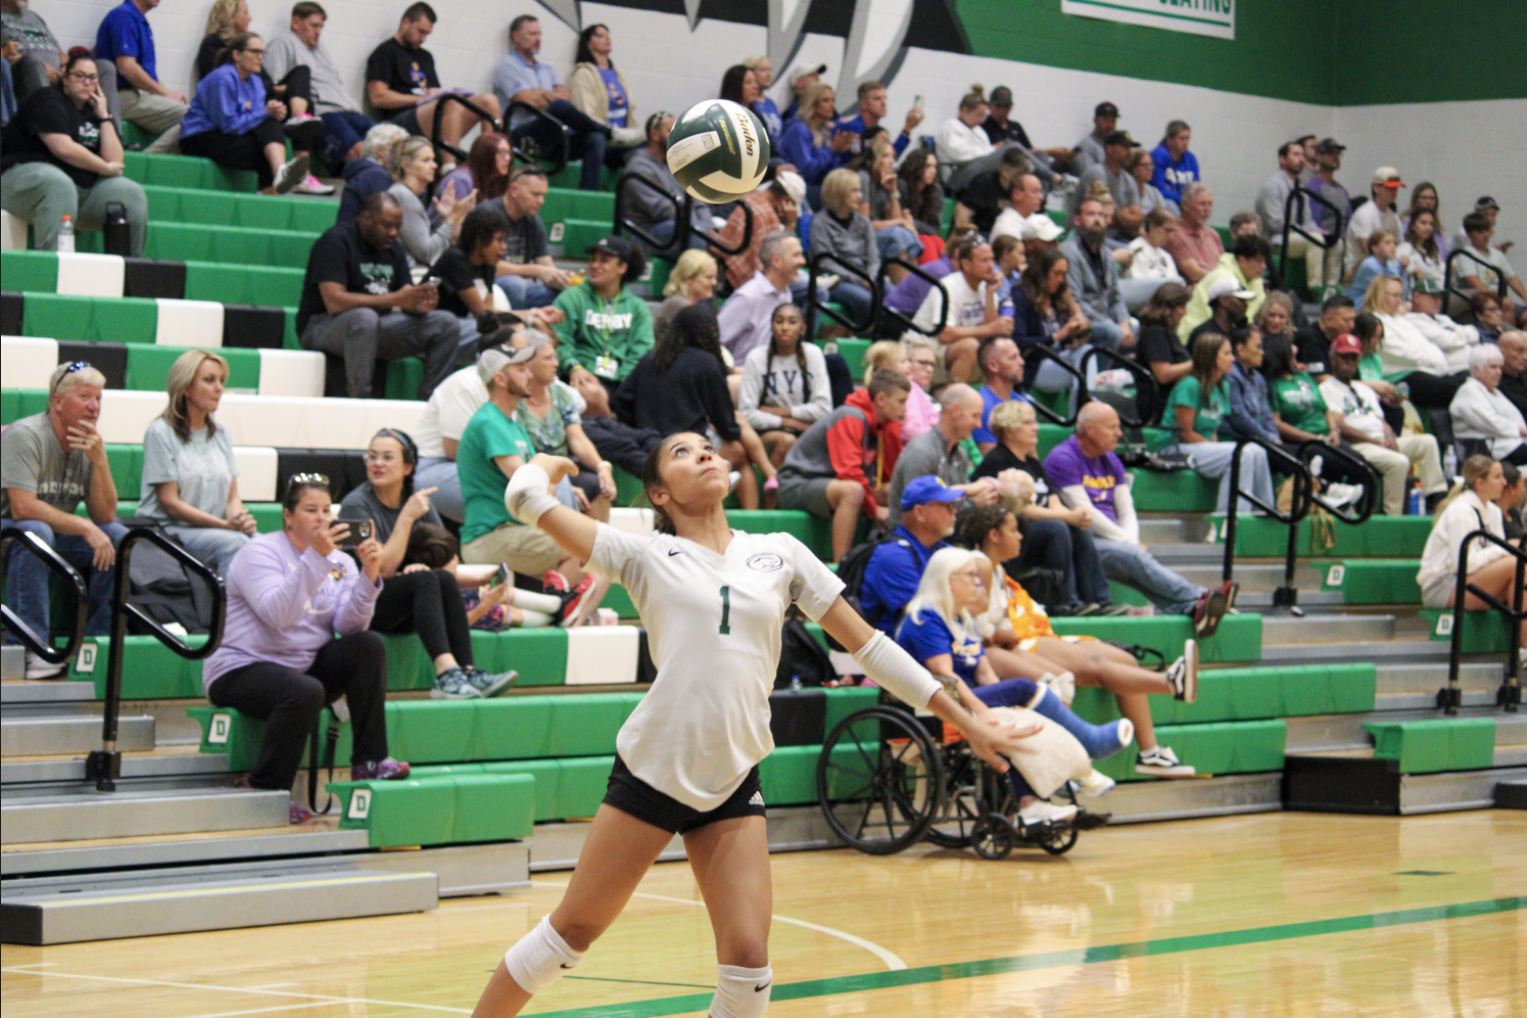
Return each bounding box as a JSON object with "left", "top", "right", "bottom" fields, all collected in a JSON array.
[
  {"left": 874, "top": 257, "right": 947, "bottom": 338},
  {"left": 422, "top": 92, "right": 507, "bottom": 180},
  {"left": 0, "top": 528, "right": 87, "bottom": 667},
  {"left": 89, "top": 528, "right": 225, "bottom": 790},
  {"left": 1221, "top": 437, "right": 1312, "bottom": 610},
  {"left": 1076, "top": 346, "right": 1160, "bottom": 428},
  {"left": 1299, "top": 439, "right": 1378, "bottom": 524},
  {"left": 614, "top": 171, "right": 687, "bottom": 258},
  {"left": 1443, "top": 246, "right": 1508, "bottom": 307},
  {"left": 504, "top": 99, "right": 571, "bottom": 179},
  {"left": 704, "top": 196, "right": 753, "bottom": 259},
  {"left": 1278, "top": 184, "right": 1345, "bottom": 283},
  {"left": 1437, "top": 529, "right": 1524, "bottom": 716},
  {"left": 805, "top": 250, "right": 879, "bottom": 337},
  {"left": 1021, "top": 345, "right": 1084, "bottom": 427}
]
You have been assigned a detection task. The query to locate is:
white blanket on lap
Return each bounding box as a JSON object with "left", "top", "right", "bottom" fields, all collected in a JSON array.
[{"left": 986, "top": 706, "right": 1092, "bottom": 799}]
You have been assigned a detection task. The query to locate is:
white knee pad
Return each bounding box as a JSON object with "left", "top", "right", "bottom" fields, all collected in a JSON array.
[
  {"left": 504, "top": 915, "right": 583, "bottom": 996},
  {"left": 710, "top": 963, "right": 772, "bottom": 1018}
]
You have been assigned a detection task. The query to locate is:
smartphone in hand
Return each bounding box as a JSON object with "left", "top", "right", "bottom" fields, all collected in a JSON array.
[{"left": 337, "top": 516, "right": 373, "bottom": 547}]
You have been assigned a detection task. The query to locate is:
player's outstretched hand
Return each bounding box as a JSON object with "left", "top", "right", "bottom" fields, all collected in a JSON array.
[{"left": 962, "top": 713, "right": 1043, "bottom": 772}]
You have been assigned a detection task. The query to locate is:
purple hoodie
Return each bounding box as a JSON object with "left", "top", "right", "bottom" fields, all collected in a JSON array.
[{"left": 202, "top": 531, "right": 381, "bottom": 692}]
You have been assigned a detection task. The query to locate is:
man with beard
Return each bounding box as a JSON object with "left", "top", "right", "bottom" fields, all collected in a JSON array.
[
  {"left": 1188, "top": 277, "right": 1257, "bottom": 344},
  {"left": 619, "top": 111, "right": 712, "bottom": 250},
  {"left": 1060, "top": 196, "right": 1133, "bottom": 350}
]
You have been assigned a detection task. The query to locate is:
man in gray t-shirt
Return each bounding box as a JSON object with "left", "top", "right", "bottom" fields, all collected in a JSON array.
[
  {"left": 2, "top": 0, "right": 122, "bottom": 124},
  {"left": 885, "top": 385, "right": 1002, "bottom": 527},
  {"left": 2, "top": 367, "right": 127, "bottom": 677}
]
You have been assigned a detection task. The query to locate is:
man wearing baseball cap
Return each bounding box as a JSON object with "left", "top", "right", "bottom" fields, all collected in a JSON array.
[
  {"left": 1319, "top": 332, "right": 1446, "bottom": 515},
  {"left": 1451, "top": 196, "right": 1501, "bottom": 254},
  {"left": 1344, "top": 166, "right": 1403, "bottom": 283},
  {"left": 1178, "top": 234, "right": 1269, "bottom": 340},
  {"left": 551, "top": 235, "right": 654, "bottom": 390},
  {"left": 1407, "top": 276, "right": 1482, "bottom": 374},
  {"left": 1071, "top": 100, "right": 1118, "bottom": 175},
  {"left": 1304, "top": 139, "right": 1351, "bottom": 291},
  {"left": 1069, "top": 129, "right": 1142, "bottom": 232},
  {"left": 857, "top": 475, "right": 962, "bottom": 634}
]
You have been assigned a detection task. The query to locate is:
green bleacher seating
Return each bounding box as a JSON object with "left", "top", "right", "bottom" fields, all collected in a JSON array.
[
  {"left": 1, "top": 249, "right": 57, "bottom": 291},
  {"left": 325, "top": 771, "right": 537, "bottom": 848},
  {"left": 2, "top": 388, "right": 49, "bottom": 424},
  {"left": 139, "top": 222, "right": 321, "bottom": 269},
  {"left": 546, "top": 160, "right": 620, "bottom": 192},
  {"left": 1050, "top": 613, "right": 1261, "bottom": 663},
  {"left": 141, "top": 185, "right": 339, "bottom": 233},
  {"left": 1128, "top": 468, "right": 1219, "bottom": 512},
  {"left": 123, "top": 151, "right": 260, "bottom": 192},
  {"left": 1216, "top": 514, "right": 1434, "bottom": 557},
  {"left": 820, "top": 338, "right": 871, "bottom": 382},
  {"left": 1072, "top": 662, "right": 1376, "bottom": 726},
  {"left": 1419, "top": 609, "right": 1517, "bottom": 652},
  {"left": 1093, "top": 719, "right": 1286, "bottom": 782},
  {"left": 21, "top": 293, "right": 157, "bottom": 344},
  {"left": 1362, "top": 718, "right": 1496, "bottom": 773},
  {"left": 184, "top": 260, "right": 304, "bottom": 307},
  {"left": 1321, "top": 560, "right": 1422, "bottom": 604}
]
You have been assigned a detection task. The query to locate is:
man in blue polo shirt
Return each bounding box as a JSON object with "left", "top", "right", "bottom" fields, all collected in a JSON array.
[
  {"left": 94, "top": 0, "right": 185, "bottom": 153},
  {"left": 859, "top": 476, "right": 961, "bottom": 633},
  {"left": 971, "top": 337, "right": 1029, "bottom": 453},
  {"left": 492, "top": 13, "right": 610, "bottom": 192},
  {"left": 835, "top": 80, "right": 922, "bottom": 159}
]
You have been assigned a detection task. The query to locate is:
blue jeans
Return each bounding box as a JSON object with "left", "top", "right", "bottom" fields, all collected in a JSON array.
[
  {"left": 413, "top": 457, "right": 463, "bottom": 523},
  {"left": 163, "top": 525, "right": 249, "bottom": 581},
  {"left": 512, "top": 99, "right": 608, "bottom": 191},
  {"left": 317, "top": 110, "right": 375, "bottom": 174},
  {"left": 1166, "top": 441, "right": 1275, "bottom": 514},
  {"left": 828, "top": 281, "right": 874, "bottom": 330},
  {"left": 494, "top": 274, "right": 558, "bottom": 310},
  {"left": 1016, "top": 517, "right": 1111, "bottom": 606},
  {"left": 1094, "top": 537, "right": 1204, "bottom": 616},
  {"left": 1088, "top": 317, "right": 1126, "bottom": 350},
  {"left": 3, "top": 517, "right": 128, "bottom": 640}
]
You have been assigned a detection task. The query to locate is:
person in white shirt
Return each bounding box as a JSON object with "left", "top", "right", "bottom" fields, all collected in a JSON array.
[
  {"left": 909, "top": 234, "right": 1014, "bottom": 385},
  {"left": 1456, "top": 210, "right": 1527, "bottom": 328},
  {"left": 1319, "top": 333, "right": 1447, "bottom": 514},
  {"left": 737, "top": 304, "right": 831, "bottom": 467},
  {"left": 1405, "top": 276, "right": 1479, "bottom": 374},
  {"left": 990, "top": 172, "right": 1046, "bottom": 245},
  {"left": 935, "top": 86, "right": 995, "bottom": 182},
  {"left": 1345, "top": 166, "right": 1404, "bottom": 283},
  {"left": 1450, "top": 345, "right": 1527, "bottom": 465},
  {"left": 477, "top": 436, "right": 1037, "bottom": 1018},
  {"left": 1416, "top": 457, "right": 1522, "bottom": 642},
  {"left": 1120, "top": 207, "right": 1184, "bottom": 312},
  {"left": 1359, "top": 273, "right": 1451, "bottom": 379}
]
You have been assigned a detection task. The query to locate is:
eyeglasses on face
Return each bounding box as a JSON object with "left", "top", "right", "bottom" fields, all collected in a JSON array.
[{"left": 67, "top": 72, "right": 100, "bottom": 82}]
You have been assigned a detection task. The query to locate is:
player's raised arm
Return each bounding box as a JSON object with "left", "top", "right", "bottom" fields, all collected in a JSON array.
[{"left": 505, "top": 454, "right": 600, "bottom": 564}]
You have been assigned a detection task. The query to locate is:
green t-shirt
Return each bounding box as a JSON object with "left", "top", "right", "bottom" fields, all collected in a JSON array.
[
  {"left": 1358, "top": 351, "right": 1384, "bottom": 382},
  {"left": 1164, "top": 376, "right": 1229, "bottom": 440},
  {"left": 457, "top": 401, "right": 537, "bottom": 544},
  {"left": 552, "top": 283, "right": 655, "bottom": 384},
  {"left": 1268, "top": 373, "right": 1329, "bottom": 435}
]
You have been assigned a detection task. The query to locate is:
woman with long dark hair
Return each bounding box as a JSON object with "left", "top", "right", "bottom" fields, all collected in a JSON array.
[
  {"left": 1010, "top": 246, "right": 1092, "bottom": 395},
  {"left": 437, "top": 130, "right": 513, "bottom": 206},
  {"left": 897, "top": 148, "right": 946, "bottom": 240},
  {"left": 737, "top": 303, "right": 831, "bottom": 467},
  {"left": 568, "top": 23, "right": 643, "bottom": 163},
  {"left": 470, "top": 438, "right": 1035, "bottom": 1017},
  {"left": 179, "top": 32, "right": 311, "bottom": 193},
  {"left": 1164, "top": 330, "right": 1276, "bottom": 511},
  {"left": 718, "top": 64, "right": 761, "bottom": 108},
  {"left": 1135, "top": 280, "right": 1193, "bottom": 423}
]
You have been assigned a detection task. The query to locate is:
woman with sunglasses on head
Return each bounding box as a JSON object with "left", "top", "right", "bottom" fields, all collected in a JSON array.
[
  {"left": 472, "top": 437, "right": 1038, "bottom": 1018},
  {"left": 179, "top": 32, "right": 310, "bottom": 194},
  {"left": 340, "top": 429, "right": 519, "bottom": 700},
  {"left": 0, "top": 49, "right": 146, "bottom": 254},
  {"left": 139, "top": 349, "right": 256, "bottom": 580},
  {"left": 203, "top": 474, "right": 409, "bottom": 825}
]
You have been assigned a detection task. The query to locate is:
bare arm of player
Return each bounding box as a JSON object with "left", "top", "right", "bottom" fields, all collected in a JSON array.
[
  {"left": 506, "top": 454, "right": 599, "bottom": 562},
  {"left": 816, "top": 598, "right": 1042, "bottom": 773}
]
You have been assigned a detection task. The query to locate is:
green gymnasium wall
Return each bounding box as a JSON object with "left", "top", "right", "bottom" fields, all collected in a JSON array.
[{"left": 954, "top": 0, "right": 1527, "bottom": 106}]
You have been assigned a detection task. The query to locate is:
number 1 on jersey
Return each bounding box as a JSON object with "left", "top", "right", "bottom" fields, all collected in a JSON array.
[{"left": 718, "top": 585, "right": 731, "bottom": 635}]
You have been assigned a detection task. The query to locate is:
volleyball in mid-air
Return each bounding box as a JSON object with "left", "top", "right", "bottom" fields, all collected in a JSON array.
[{"left": 666, "top": 99, "right": 771, "bottom": 202}]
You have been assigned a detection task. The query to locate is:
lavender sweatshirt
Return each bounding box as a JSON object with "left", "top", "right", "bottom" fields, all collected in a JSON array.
[{"left": 202, "top": 531, "right": 381, "bottom": 692}]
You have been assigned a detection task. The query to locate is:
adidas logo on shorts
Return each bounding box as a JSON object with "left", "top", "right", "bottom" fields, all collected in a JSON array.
[{"left": 748, "top": 791, "right": 765, "bottom": 807}]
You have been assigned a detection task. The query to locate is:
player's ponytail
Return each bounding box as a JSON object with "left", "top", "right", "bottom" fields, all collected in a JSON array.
[{"left": 641, "top": 442, "right": 677, "bottom": 536}]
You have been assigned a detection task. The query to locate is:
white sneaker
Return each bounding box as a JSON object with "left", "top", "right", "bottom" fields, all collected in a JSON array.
[
  {"left": 1166, "top": 639, "right": 1198, "bottom": 703},
  {"left": 1075, "top": 770, "right": 1116, "bottom": 798},
  {"left": 1323, "top": 483, "right": 1361, "bottom": 508},
  {"left": 273, "top": 153, "right": 311, "bottom": 194},
  {"left": 1135, "top": 745, "right": 1197, "bottom": 777},
  {"left": 25, "top": 652, "right": 67, "bottom": 680},
  {"left": 293, "top": 174, "right": 336, "bottom": 195},
  {"left": 1019, "top": 800, "right": 1078, "bottom": 825}
]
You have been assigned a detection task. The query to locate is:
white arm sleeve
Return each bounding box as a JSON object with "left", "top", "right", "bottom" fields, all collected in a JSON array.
[
  {"left": 1059, "top": 483, "right": 1130, "bottom": 543},
  {"left": 852, "top": 631, "right": 942, "bottom": 710},
  {"left": 504, "top": 463, "right": 561, "bottom": 526},
  {"left": 1115, "top": 483, "right": 1140, "bottom": 544}
]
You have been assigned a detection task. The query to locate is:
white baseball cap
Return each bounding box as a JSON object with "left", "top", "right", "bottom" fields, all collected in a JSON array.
[{"left": 1206, "top": 276, "right": 1257, "bottom": 303}]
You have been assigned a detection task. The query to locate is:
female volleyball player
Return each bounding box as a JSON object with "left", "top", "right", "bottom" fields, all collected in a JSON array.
[{"left": 471, "top": 435, "right": 1040, "bottom": 1018}]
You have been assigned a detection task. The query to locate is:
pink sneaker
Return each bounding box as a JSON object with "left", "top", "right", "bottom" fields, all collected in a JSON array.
[
  {"left": 289, "top": 801, "right": 315, "bottom": 824},
  {"left": 293, "top": 174, "right": 336, "bottom": 195},
  {"left": 352, "top": 757, "right": 411, "bottom": 781},
  {"left": 542, "top": 569, "right": 569, "bottom": 593}
]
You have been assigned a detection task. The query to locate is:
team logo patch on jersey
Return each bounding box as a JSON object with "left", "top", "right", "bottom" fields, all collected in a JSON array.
[
  {"left": 748, "top": 790, "right": 765, "bottom": 806},
  {"left": 746, "top": 553, "right": 784, "bottom": 572}
]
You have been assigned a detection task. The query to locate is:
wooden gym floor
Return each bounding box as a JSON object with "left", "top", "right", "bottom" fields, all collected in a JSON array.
[{"left": 3, "top": 810, "right": 1523, "bottom": 1017}]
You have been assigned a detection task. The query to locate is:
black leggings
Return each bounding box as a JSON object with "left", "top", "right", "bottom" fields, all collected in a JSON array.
[
  {"left": 179, "top": 116, "right": 288, "bottom": 188},
  {"left": 270, "top": 65, "right": 313, "bottom": 153},
  {"left": 207, "top": 630, "right": 389, "bottom": 791},
  {"left": 369, "top": 569, "right": 473, "bottom": 668}
]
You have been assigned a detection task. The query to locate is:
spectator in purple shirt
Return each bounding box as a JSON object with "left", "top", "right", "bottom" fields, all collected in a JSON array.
[{"left": 201, "top": 475, "right": 410, "bottom": 824}]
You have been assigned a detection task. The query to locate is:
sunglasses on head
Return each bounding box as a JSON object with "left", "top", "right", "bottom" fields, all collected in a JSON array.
[{"left": 50, "top": 360, "right": 95, "bottom": 395}]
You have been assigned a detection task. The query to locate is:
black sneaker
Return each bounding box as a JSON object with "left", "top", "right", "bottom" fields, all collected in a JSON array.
[{"left": 1192, "top": 583, "right": 1234, "bottom": 639}]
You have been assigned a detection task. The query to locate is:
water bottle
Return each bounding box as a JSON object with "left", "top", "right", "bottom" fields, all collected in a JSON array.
[
  {"left": 790, "top": 674, "right": 802, "bottom": 691},
  {"left": 1408, "top": 486, "right": 1422, "bottom": 516},
  {"left": 57, "top": 214, "right": 74, "bottom": 254},
  {"left": 102, "top": 202, "right": 131, "bottom": 257},
  {"left": 1443, "top": 445, "right": 1458, "bottom": 483}
]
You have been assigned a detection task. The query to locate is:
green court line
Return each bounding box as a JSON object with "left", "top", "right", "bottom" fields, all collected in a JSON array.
[{"left": 527, "top": 897, "right": 1523, "bottom": 1018}]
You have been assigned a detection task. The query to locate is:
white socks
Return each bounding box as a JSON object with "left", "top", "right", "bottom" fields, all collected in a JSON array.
[{"left": 710, "top": 963, "right": 772, "bottom": 1018}]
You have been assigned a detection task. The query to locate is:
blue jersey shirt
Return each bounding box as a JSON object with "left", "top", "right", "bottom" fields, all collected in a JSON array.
[{"left": 896, "top": 609, "right": 984, "bottom": 685}]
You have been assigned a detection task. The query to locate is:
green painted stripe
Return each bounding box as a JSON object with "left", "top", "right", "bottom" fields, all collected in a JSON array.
[
  {"left": 527, "top": 897, "right": 1523, "bottom": 1018},
  {"left": 1065, "top": 0, "right": 1232, "bottom": 30}
]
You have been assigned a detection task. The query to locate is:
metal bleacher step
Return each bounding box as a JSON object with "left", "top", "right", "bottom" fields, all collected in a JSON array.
[
  {"left": 0, "top": 704, "right": 154, "bottom": 758},
  {"left": 0, "top": 856, "right": 438, "bottom": 945},
  {"left": 1, "top": 750, "right": 229, "bottom": 785},
  {"left": 1, "top": 777, "right": 289, "bottom": 844},
  {"left": 1171, "top": 562, "right": 1324, "bottom": 590},
  {"left": 1261, "top": 613, "right": 1398, "bottom": 644},
  {"left": 1373, "top": 661, "right": 1505, "bottom": 711},
  {"left": 1, "top": 678, "right": 96, "bottom": 704},
  {"left": 2, "top": 827, "right": 369, "bottom": 877},
  {"left": 1260, "top": 637, "right": 1453, "bottom": 665},
  {"left": 1283, "top": 705, "right": 1516, "bottom": 754}
]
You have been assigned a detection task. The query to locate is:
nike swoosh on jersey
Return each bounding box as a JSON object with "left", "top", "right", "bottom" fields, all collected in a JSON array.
[{"left": 667, "top": 549, "right": 683, "bottom": 556}]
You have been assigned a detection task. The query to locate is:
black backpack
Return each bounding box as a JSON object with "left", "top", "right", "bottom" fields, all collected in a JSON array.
[
  {"left": 122, "top": 520, "right": 218, "bottom": 635},
  {"left": 827, "top": 530, "right": 909, "bottom": 650},
  {"left": 774, "top": 616, "right": 837, "bottom": 689}
]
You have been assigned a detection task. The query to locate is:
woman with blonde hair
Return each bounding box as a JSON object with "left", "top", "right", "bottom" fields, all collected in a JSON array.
[
  {"left": 1417, "top": 455, "right": 1523, "bottom": 652},
  {"left": 809, "top": 167, "right": 880, "bottom": 328},
  {"left": 139, "top": 350, "right": 255, "bottom": 578},
  {"left": 653, "top": 249, "right": 720, "bottom": 343},
  {"left": 776, "top": 81, "right": 853, "bottom": 197},
  {"left": 388, "top": 135, "right": 476, "bottom": 268},
  {"left": 1254, "top": 290, "right": 1298, "bottom": 345},
  {"left": 1361, "top": 273, "right": 1466, "bottom": 407}
]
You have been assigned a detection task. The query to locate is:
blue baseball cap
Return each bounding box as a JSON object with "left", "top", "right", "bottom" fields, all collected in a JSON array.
[{"left": 900, "top": 476, "right": 963, "bottom": 511}]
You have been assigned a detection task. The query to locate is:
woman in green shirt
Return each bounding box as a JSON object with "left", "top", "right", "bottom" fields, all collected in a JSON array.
[
  {"left": 1265, "top": 336, "right": 1340, "bottom": 445},
  {"left": 1165, "top": 331, "right": 1275, "bottom": 512}
]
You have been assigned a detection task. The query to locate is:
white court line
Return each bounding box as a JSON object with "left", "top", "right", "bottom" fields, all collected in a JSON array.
[
  {"left": 179, "top": 1002, "right": 338, "bottom": 1018},
  {"left": 243, "top": 984, "right": 299, "bottom": 990},
  {"left": 0, "top": 968, "right": 471, "bottom": 1015},
  {"left": 531, "top": 880, "right": 908, "bottom": 971}
]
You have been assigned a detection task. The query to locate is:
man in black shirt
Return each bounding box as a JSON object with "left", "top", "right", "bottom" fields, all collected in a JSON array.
[
  {"left": 1500, "top": 331, "right": 1527, "bottom": 421},
  {"left": 1294, "top": 292, "right": 1355, "bottom": 379},
  {"left": 492, "top": 166, "right": 569, "bottom": 309},
  {"left": 0, "top": 52, "right": 146, "bottom": 254},
  {"left": 297, "top": 191, "right": 458, "bottom": 400},
  {"left": 954, "top": 146, "right": 1033, "bottom": 236},
  {"left": 364, "top": 2, "right": 499, "bottom": 158}
]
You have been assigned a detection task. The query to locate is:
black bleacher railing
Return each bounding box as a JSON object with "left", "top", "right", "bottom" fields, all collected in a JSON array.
[
  {"left": 1022, "top": 346, "right": 1084, "bottom": 427},
  {"left": 1077, "top": 346, "right": 1160, "bottom": 428},
  {"left": 1443, "top": 246, "right": 1509, "bottom": 308},
  {"left": 612, "top": 176, "right": 750, "bottom": 264},
  {"left": 422, "top": 94, "right": 519, "bottom": 180},
  {"left": 1220, "top": 437, "right": 1313, "bottom": 611},
  {"left": 805, "top": 251, "right": 879, "bottom": 338},
  {"left": 0, "top": 528, "right": 87, "bottom": 670},
  {"left": 1277, "top": 186, "right": 1345, "bottom": 289},
  {"left": 1438, "top": 530, "right": 1524, "bottom": 716},
  {"left": 1300, "top": 440, "right": 1378, "bottom": 524},
  {"left": 503, "top": 101, "right": 571, "bottom": 179},
  {"left": 874, "top": 257, "right": 947, "bottom": 338},
  {"left": 89, "top": 528, "right": 225, "bottom": 791}
]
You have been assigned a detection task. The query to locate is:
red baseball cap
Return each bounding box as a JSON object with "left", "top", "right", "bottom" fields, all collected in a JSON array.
[{"left": 1331, "top": 333, "right": 1362, "bottom": 356}]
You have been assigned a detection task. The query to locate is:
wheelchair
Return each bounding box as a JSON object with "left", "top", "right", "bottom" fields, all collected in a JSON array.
[{"left": 815, "top": 696, "right": 1110, "bottom": 859}]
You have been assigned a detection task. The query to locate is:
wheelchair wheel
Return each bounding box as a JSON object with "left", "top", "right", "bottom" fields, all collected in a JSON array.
[
  {"left": 924, "top": 746, "right": 981, "bottom": 849},
  {"left": 817, "top": 707, "right": 942, "bottom": 855},
  {"left": 1031, "top": 821, "right": 1079, "bottom": 856},
  {"left": 971, "top": 813, "right": 1016, "bottom": 860}
]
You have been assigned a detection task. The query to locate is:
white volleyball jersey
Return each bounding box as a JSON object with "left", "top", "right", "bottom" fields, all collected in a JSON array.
[{"left": 587, "top": 524, "right": 845, "bottom": 811}]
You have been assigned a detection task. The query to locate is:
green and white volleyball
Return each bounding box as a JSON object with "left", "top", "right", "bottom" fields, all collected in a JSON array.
[{"left": 665, "top": 99, "right": 771, "bottom": 203}]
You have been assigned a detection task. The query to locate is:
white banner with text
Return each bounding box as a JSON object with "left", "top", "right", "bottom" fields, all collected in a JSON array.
[{"left": 1061, "top": 0, "right": 1236, "bottom": 40}]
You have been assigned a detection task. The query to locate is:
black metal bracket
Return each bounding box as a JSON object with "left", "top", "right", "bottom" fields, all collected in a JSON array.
[
  {"left": 1077, "top": 345, "right": 1161, "bottom": 428},
  {"left": 0, "top": 528, "right": 87, "bottom": 666},
  {"left": 873, "top": 257, "right": 947, "bottom": 338},
  {"left": 1221, "top": 437, "right": 1313, "bottom": 611},
  {"left": 504, "top": 99, "right": 570, "bottom": 179},
  {"left": 1439, "top": 528, "right": 1525, "bottom": 716},
  {"left": 805, "top": 251, "right": 879, "bottom": 338}
]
